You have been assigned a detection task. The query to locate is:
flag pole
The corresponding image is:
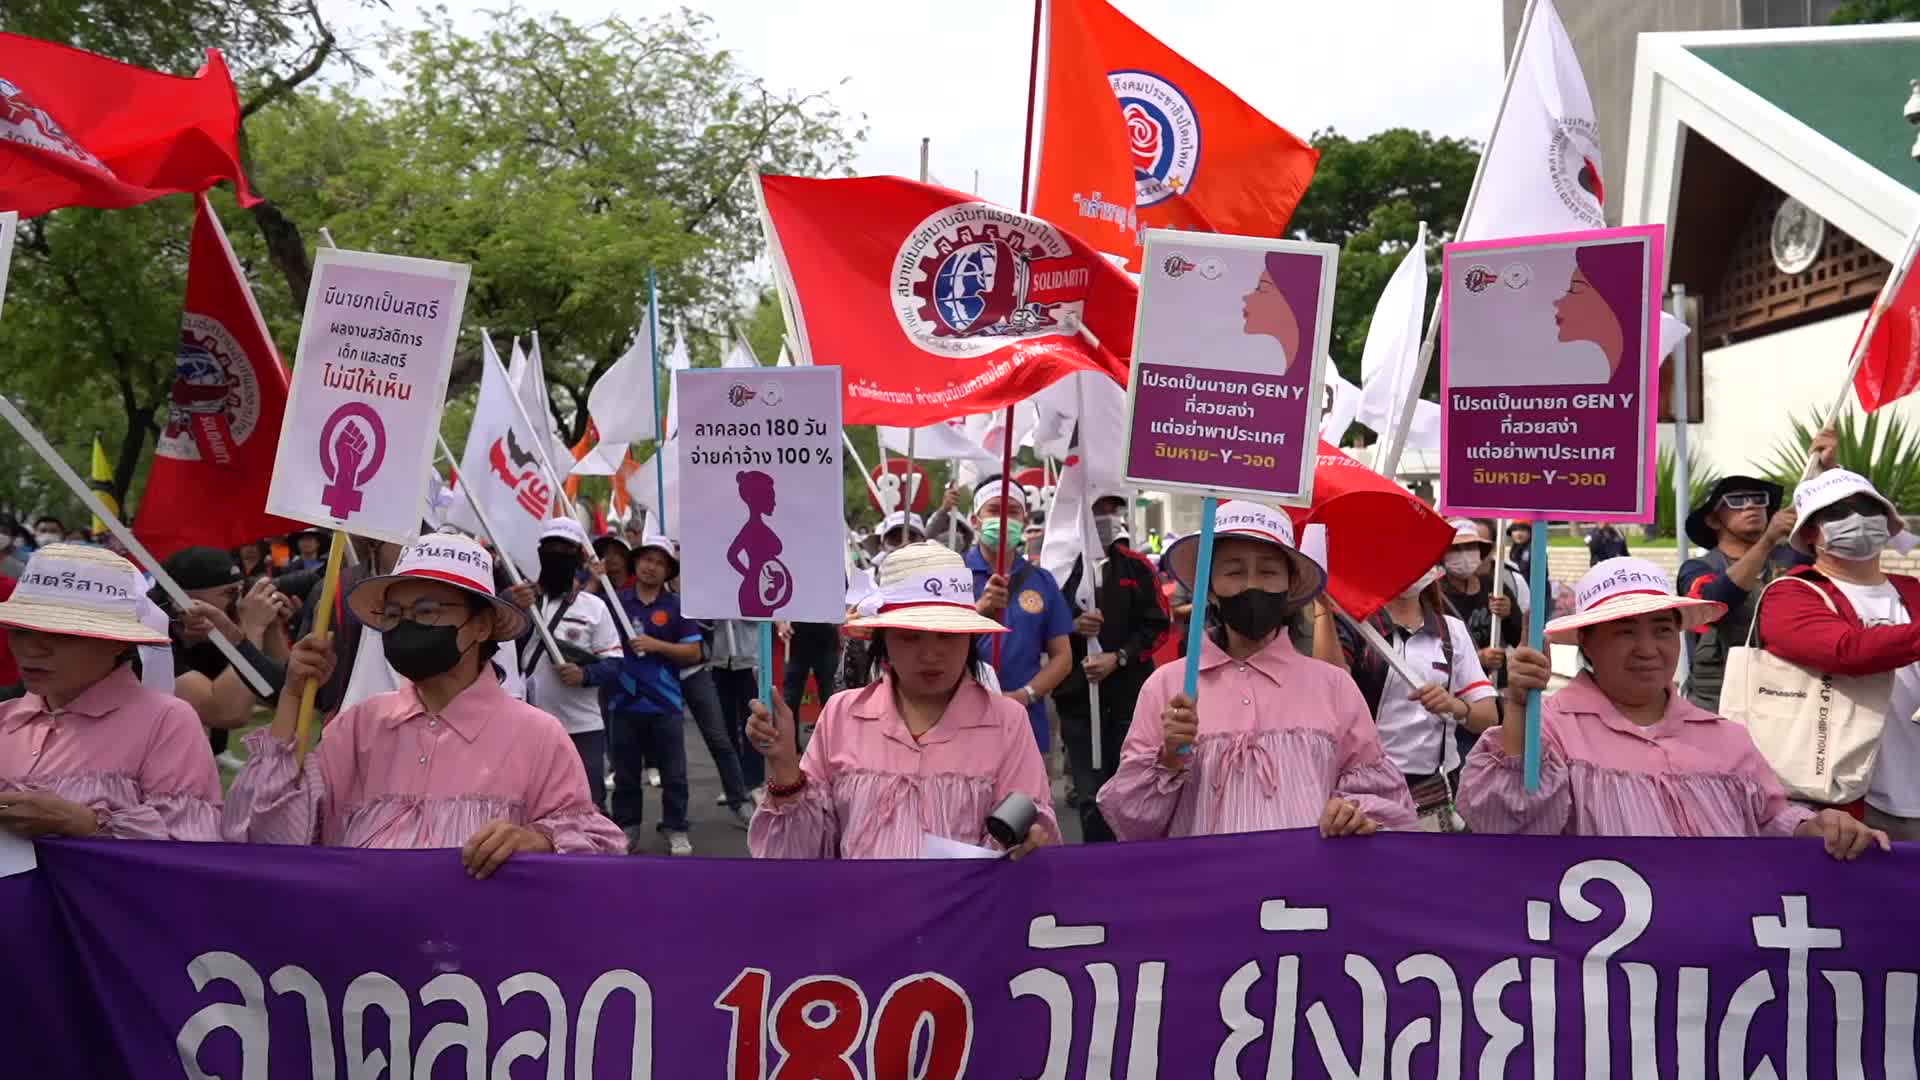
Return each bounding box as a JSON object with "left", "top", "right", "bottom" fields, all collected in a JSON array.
[
  {"left": 1523, "top": 522, "right": 1549, "bottom": 791},
  {"left": 646, "top": 270, "right": 670, "bottom": 530},
  {"left": 435, "top": 437, "right": 564, "bottom": 666},
  {"left": 1377, "top": 0, "right": 1542, "bottom": 479},
  {"left": 0, "top": 394, "right": 273, "bottom": 697},
  {"left": 904, "top": 427, "right": 919, "bottom": 518},
  {"left": 291, "top": 534, "right": 348, "bottom": 767},
  {"left": 1808, "top": 222, "right": 1920, "bottom": 478},
  {"left": 839, "top": 430, "right": 890, "bottom": 508},
  {"left": 1490, "top": 522, "right": 1508, "bottom": 651},
  {"left": 1176, "top": 497, "right": 1220, "bottom": 755}
]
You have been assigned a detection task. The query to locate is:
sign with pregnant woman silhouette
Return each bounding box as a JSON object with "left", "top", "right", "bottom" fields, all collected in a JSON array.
[
  {"left": 1439, "top": 225, "right": 1665, "bottom": 522},
  {"left": 264, "top": 246, "right": 469, "bottom": 543},
  {"left": 1122, "top": 229, "right": 1337, "bottom": 505},
  {"left": 678, "top": 366, "right": 846, "bottom": 623}
]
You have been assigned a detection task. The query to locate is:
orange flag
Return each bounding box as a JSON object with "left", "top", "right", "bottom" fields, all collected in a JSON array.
[
  {"left": 563, "top": 422, "right": 596, "bottom": 503},
  {"left": 1032, "top": 0, "right": 1319, "bottom": 268}
]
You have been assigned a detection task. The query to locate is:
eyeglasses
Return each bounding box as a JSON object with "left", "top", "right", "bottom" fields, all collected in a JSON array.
[
  {"left": 371, "top": 599, "right": 469, "bottom": 630},
  {"left": 1717, "top": 492, "right": 1769, "bottom": 511}
]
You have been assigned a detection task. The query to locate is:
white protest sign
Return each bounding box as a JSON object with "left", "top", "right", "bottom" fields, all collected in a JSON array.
[
  {"left": 678, "top": 366, "right": 845, "bottom": 623},
  {"left": 266, "top": 248, "right": 469, "bottom": 544}
]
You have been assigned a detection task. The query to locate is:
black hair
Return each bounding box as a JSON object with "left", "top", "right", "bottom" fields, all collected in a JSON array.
[
  {"left": 32, "top": 515, "right": 61, "bottom": 531},
  {"left": 866, "top": 628, "right": 987, "bottom": 687},
  {"left": 461, "top": 592, "right": 502, "bottom": 662}
]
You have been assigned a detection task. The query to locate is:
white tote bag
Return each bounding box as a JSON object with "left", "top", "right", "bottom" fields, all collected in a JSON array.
[{"left": 1719, "top": 576, "right": 1893, "bottom": 804}]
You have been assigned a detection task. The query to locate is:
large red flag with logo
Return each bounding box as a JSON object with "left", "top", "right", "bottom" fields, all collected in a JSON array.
[
  {"left": 1854, "top": 242, "right": 1920, "bottom": 412},
  {"left": 757, "top": 174, "right": 1134, "bottom": 425},
  {"left": 134, "top": 194, "right": 296, "bottom": 559},
  {"left": 0, "top": 34, "right": 257, "bottom": 217},
  {"left": 1032, "top": 0, "right": 1319, "bottom": 268},
  {"left": 1288, "top": 440, "right": 1455, "bottom": 620}
]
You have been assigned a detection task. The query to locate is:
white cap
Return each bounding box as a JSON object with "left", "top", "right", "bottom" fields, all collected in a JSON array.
[
  {"left": 880, "top": 511, "right": 928, "bottom": 536},
  {"left": 539, "top": 517, "right": 591, "bottom": 550},
  {"left": 1790, "top": 469, "right": 1908, "bottom": 554}
]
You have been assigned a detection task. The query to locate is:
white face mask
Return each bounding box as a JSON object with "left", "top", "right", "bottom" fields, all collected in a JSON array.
[
  {"left": 34, "top": 530, "right": 60, "bottom": 547},
  {"left": 1819, "top": 512, "right": 1892, "bottom": 562},
  {"left": 1442, "top": 550, "right": 1482, "bottom": 578},
  {"left": 1400, "top": 567, "right": 1444, "bottom": 599}
]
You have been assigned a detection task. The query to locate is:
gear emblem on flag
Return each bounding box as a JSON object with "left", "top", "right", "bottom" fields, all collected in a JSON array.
[
  {"left": 892, "top": 203, "right": 1093, "bottom": 359},
  {"left": 1108, "top": 70, "right": 1199, "bottom": 208},
  {"left": 158, "top": 314, "right": 263, "bottom": 467}
]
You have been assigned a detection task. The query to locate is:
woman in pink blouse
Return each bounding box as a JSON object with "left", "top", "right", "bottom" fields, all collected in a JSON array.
[
  {"left": 746, "top": 542, "right": 1058, "bottom": 859},
  {"left": 0, "top": 544, "right": 221, "bottom": 841},
  {"left": 224, "top": 534, "right": 624, "bottom": 875},
  {"left": 1462, "top": 556, "right": 1886, "bottom": 858},
  {"left": 1099, "top": 502, "right": 1418, "bottom": 840}
]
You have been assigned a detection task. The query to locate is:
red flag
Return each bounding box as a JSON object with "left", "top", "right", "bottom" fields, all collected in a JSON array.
[
  {"left": 1032, "top": 0, "right": 1319, "bottom": 268},
  {"left": 1854, "top": 242, "right": 1920, "bottom": 412},
  {"left": 1287, "top": 440, "right": 1455, "bottom": 620},
  {"left": 757, "top": 174, "right": 1133, "bottom": 426},
  {"left": 0, "top": 34, "right": 257, "bottom": 217},
  {"left": 135, "top": 194, "right": 296, "bottom": 559}
]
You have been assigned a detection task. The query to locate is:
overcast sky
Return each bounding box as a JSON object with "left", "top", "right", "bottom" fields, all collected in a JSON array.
[{"left": 320, "top": 0, "right": 1506, "bottom": 208}]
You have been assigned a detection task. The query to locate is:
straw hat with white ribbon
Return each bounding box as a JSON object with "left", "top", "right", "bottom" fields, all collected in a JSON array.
[
  {"left": 1544, "top": 557, "right": 1724, "bottom": 646},
  {"left": 849, "top": 541, "right": 1008, "bottom": 635},
  {"left": 0, "top": 544, "right": 168, "bottom": 644}
]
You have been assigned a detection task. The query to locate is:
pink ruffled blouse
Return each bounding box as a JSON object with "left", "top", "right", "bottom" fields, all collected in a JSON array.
[
  {"left": 0, "top": 665, "right": 222, "bottom": 840},
  {"left": 750, "top": 674, "right": 1061, "bottom": 859},
  {"left": 1458, "top": 673, "right": 1816, "bottom": 838},
  {"left": 222, "top": 672, "right": 624, "bottom": 853},
  {"left": 1098, "top": 634, "right": 1419, "bottom": 839}
]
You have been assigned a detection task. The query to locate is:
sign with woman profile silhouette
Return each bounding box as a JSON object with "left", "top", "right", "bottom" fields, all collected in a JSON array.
[
  {"left": 1439, "top": 224, "right": 1665, "bottom": 522},
  {"left": 677, "top": 365, "right": 846, "bottom": 623},
  {"left": 1121, "top": 230, "right": 1337, "bottom": 505}
]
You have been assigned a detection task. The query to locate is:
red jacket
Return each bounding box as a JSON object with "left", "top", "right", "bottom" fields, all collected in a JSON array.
[{"left": 1756, "top": 567, "right": 1920, "bottom": 677}]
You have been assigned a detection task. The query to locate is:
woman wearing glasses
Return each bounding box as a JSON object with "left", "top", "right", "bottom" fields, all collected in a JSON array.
[{"left": 224, "top": 534, "right": 625, "bottom": 874}]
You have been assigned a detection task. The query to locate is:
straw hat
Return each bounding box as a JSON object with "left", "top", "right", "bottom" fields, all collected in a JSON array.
[
  {"left": 1789, "top": 469, "right": 1906, "bottom": 555},
  {"left": 346, "top": 533, "right": 530, "bottom": 642},
  {"left": 848, "top": 541, "right": 1008, "bottom": 635},
  {"left": 1544, "top": 557, "right": 1724, "bottom": 645},
  {"left": 1162, "top": 501, "right": 1327, "bottom": 605},
  {"left": 0, "top": 544, "right": 169, "bottom": 644}
]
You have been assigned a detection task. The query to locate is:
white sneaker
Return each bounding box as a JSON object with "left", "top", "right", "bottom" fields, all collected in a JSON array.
[
  {"left": 715, "top": 793, "right": 729, "bottom": 806},
  {"left": 215, "top": 750, "right": 246, "bottom": 772},
  {"left": 646, "top": 768, "right": 662, "bottom": 788},
  {"left": 667, "top": 831, "right": 693, "bottom": 856},
  {"left": 730, "top": 803, "right": 753, "bottom": 830}
]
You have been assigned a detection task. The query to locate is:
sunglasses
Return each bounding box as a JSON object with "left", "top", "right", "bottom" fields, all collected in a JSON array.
[{"left": 1717, "top": 492, "right": 1769, "bottom": 511}]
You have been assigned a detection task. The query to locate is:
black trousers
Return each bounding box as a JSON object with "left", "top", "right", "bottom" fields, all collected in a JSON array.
[{"left": 1057, "top": 670, "right": 1147, "bottom": 843}]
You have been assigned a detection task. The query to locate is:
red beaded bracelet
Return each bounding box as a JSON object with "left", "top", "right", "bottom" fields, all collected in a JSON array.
[{"left": 765, "top": 775, "right": 807, "bottom": 798}]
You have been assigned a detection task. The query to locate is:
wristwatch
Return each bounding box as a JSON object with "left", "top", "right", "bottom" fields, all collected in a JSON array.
[{"left": 1115, "top": 647, "right": 1130, "bottom": 668}]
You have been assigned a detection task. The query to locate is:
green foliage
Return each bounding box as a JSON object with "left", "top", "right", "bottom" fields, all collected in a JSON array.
[
  {"left": 1765, "top": 410, "right": 1920, "bottom": 507},
  {"left": 1831, "top": 0, "right": 1920, "bottom": 23},
  {"left": 1649, "top": 446, "right": 1723, "bottom": 541},
  {"left": 1287, "top": 126, "right": 1480, "bottom": 432}
]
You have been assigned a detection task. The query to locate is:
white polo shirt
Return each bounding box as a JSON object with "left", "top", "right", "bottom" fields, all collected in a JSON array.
[
  {"left": 527, "top": 590, "right": 623, "bottom": 735},
  {"left": 1374, "top": 614, "right": 1496, "bottom": 776}
]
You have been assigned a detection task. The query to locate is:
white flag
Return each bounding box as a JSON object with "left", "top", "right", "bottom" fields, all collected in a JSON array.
[
  {"left": 1321, "top": 369, "right": 1362, "bottom": 444},
  {"left": 879, "top": 419, "right": 996, "bottom": 464},
  {"left": 1403, "top": 399, "right": 1444, "bottom": 452},
  {"left": 722, "top": 339, "right": 760, "bottom": 369},
  {"left": 663, "top": 333, "right": 692, "bottom": 440},
  {"left": 585, "top": 317, "right": 660, "bottom": 446},
  {"left": 775, "top": 344, "right": 793, "bottom": 367},
  {"left": 1356, "top": 230, "right": 1430, "bottom": 439},
  {"left": 625, "top": 437, "right": 680, "bottom": 543},
  {"left": 447, "top": 338, "right": 552, "bottom": 579},
  {"left": 1464, "top": 0, "right": 1604, "bottom": 240}
]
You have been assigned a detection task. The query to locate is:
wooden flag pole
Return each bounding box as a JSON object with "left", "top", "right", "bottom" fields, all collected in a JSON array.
[{"left": 291, "top": 534, "right": 349, "bottom": 766}]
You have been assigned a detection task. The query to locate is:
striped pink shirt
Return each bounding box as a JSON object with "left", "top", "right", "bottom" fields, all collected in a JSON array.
[
  {"left": 0, "top": 664, "right": 221, "bottom": 840},
  {"left": 750, "top": 675, "right": 1061, "bottom": 859},
  {"left": 1458, "top": 674, "right": 1816, "bottom": 838},
  {"left": 1098, "top": 634, "right": 1418, "bottom": 840},
  {"left": 223, "top": 671, "right": 624, "bottom": 854}
]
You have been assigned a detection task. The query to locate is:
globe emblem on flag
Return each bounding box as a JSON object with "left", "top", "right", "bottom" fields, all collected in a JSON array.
[
  {"left": 1107, "top": 70, "right": 1200, "bottom": 208},
  {"left": 892, "top": 203, "right": 1091, "bottom": 359},
  {"left": 157, "top": 314, "right": 263, "bottom": 464}
]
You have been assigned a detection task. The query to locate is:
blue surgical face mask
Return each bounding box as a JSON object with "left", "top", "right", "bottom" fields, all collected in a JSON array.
[{"left": 1819, "top": 513, "right": 1891, "bottom": 562}]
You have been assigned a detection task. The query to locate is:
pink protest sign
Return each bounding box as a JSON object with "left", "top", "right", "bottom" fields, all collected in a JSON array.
[
  {"left": 1439, "top": 224, "right": 1665, "bottom": 523},
  {"left": 1122, "top": 230, "right": 1337, "bottom": 506},
  {"left": 265, "top": 248, "right": 468, "bottom": 544}
]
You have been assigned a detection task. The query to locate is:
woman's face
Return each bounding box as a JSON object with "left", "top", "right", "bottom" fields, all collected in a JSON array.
[
  {"left": 1209, "top": 538, "right": 1292, "bottom": 600},
  {"left": 884, "top": 628, "right": 972, "bottom": 697},
  {"left": 1554, "top": 268, "right": 1620, "bottom": 348},
  {"left": 1580, "top": 611, "right": 1680, "bottom": 709},
  {"left": 1241, "top": 271, "right": 1300, "bottom": 358},
  {"left": 9, "top": 628, "right": 126, "bottom": 706}
]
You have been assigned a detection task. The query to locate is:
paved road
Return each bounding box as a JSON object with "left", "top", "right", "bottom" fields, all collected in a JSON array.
[{"left": 628, "top": 715, "right": 1086, "bottom": 858}]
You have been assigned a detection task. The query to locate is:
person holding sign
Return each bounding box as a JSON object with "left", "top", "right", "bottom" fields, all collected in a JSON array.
[
  {"left": 1099, "top": 503, "right": 1417, "bottom": 840},
  {"left": 746, "top": 542, "right": 1058, "bottom": 860},
  {"left": 1461, "top": 558, "right": 1886, "bottom": 858},
  {"left": 0, "top": 545, "right": 223, "bottom": 840},
  {"left": 966, "top": 476, "right": 1073, "bottom": 754},
  {"left": 223, "top": 535, "right": 624, "bottom": 873}
]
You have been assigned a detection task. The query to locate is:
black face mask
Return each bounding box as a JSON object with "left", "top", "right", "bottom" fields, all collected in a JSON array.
[
  {"left": 1212, "top": 588, "right": 1294, "bottom": 640},
  {"left": 384, "top": 620, "right": 470, "bottom": 681},
  {"left": 538, "top": 551, "right": 582, "bottom": 595}
]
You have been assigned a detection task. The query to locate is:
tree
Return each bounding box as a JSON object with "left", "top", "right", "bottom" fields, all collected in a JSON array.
[
  {"left": 1831, "top": 0, "right": 1920, "bottom": 21},
  {"left": 243, "top": 7, "right": 862, "bottom": 446},
  {"left": 1287, "top": 127, "right": 1480, "bottom": 430}
]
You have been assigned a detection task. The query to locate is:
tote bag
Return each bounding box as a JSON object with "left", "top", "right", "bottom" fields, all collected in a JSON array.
[{"left": 1720, "top": 576, "right": 1893, "bottom": 804}]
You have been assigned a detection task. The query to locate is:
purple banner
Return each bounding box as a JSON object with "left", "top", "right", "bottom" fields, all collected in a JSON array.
[
  {"left": 1123, "top": 232, "right": 1335, "bottom": 503},
  {"left": 10, "top": 831, "right": 1920, "bottom": 1078},
  {"left": 1439, "top": 226, "right": 1665, "bottom": 523}
]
